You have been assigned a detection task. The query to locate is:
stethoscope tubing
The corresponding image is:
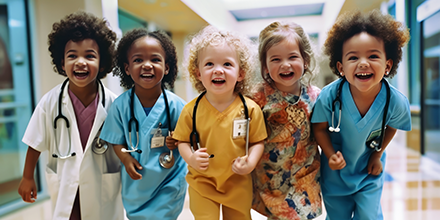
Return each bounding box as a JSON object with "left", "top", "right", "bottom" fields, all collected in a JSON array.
[
  {"left": 123, "top": 85, "right": 173, "bottom": 156},
  {"left": 53, "top": 79, "right": 106, "bottom": 158},
  {"left": 329, "top": 77, "right": 390, "bottom": 152},
  {"left": 190, "top": 92, "right": 250, "bottom": 157}
]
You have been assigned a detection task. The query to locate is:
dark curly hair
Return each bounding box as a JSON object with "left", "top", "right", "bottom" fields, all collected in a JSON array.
[
  {"left": 114, "top": 28, "right": 178, "bottom": 89},
  {"left": 48, "top": 11, "right": 117, "bottom": 79},
  {"left": 324, "top": 10, "right": 410, "bottom": 78}
]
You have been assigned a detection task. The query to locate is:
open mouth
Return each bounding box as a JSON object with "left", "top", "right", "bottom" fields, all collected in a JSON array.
[
  {"left": 74, "top": 70, "right": 89, "bottom": 78},
  {"left": 279, "top": 72, "right": 294, "bottom": 78},
  {"left": 141, "top": 73, "right": 154, "bottom": 79},
  {"left": 212, "top": 79, "right": 225, "bottom": 84},
  {"left": 355, "top": 73, "right": 373, "bottom": 80}
]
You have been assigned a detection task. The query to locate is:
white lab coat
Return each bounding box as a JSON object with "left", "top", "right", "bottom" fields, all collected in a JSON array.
[{"left": 22, "top": 81, "right": 124, "bottom": 220}]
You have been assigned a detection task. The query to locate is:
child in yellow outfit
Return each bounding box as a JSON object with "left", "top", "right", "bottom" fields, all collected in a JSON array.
[{"left": 173, "top": 25, "right": 268, "bottom": 220}]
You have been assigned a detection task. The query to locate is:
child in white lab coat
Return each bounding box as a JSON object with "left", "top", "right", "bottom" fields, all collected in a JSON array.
[{"left": 18, "top": 11, "right": 123, "bottom": 220}]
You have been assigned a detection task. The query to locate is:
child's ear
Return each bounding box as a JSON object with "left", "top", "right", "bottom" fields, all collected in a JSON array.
[
  {"left": 124, "top": 63, "right": 130, "bottom": 75},
  {"left": 61, "top": 59, "right": 65, "bottom": 72},
  {"left": 385, "top": 59, "right": 393, "bottom": 75},
  {"left": 165, "top": 64, "right": 169, "bottom": 75},
  {"left": 263, "top": 66, "right": 268, "bottom": 75},
  {"left": 237, "top": 69, "right": 245, "bottom": 82},
  {"left": 196, "top": 68, "right": 201, "bottom": 80},
  {"left": 336, "top": 62, "right": 344, "bottom": 76}
]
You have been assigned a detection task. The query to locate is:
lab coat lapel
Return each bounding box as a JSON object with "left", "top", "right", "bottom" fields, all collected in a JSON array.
[
  {"left": 84, "top": 83, "right": 107, "bottom": 154},
  {"left": 62, "top": 81, "right": 84, "bottom": 158}
]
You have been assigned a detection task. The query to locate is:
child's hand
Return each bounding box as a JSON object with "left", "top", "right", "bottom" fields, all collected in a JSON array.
[
  {"left": 166, "top": 131, "right": 178, "bottom": 150},
  {"left": 18, "top": 177, "right": 37, "bottom": 203},
  {"left": 189, "top": 148, "right": 210, "bottom": 171},
  {"left": 367, "top": 153, "right": 383, "bottom": 175},
  {"left": 121, "top": 155, "right": 143, "bottom": 180},
  {"left": 329, "top": 151, "right": 346, "bottom": 170},
  {"left": 232, "top": 155, "right": 253, "bottom": 175}
]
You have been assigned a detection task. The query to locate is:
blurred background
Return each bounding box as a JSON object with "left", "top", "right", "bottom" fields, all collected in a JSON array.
[{"left": 0, "top": 0, "right": 439, "bottom": 219}]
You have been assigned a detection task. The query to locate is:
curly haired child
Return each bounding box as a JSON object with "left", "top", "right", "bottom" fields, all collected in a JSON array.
[
  {"left": 251, "top": 21, "right": 322, "bottom": 220},
  {"left": 311, "top": 10, "right": 411, "bottom": 220},
  {"left": 173, "top": 25, "right": 268, "bottom": 219},
  {"left": 99, "top": 28, "right": 188, "bottom": 219},
  {"left": 18, "top": 11, "right": 123, "bottom": 220}
]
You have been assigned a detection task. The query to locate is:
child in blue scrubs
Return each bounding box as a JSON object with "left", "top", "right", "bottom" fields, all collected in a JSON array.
[
  {"left": 100, "top": 29, "right": 187, "bottom": 219},
  {"left": 311, "top": 10, "right": 411, "bottom": 220}
]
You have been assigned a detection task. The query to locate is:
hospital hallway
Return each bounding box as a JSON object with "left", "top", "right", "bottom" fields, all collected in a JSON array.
[{"left": 0, "top": 131, "right": 437, "bottom": 220}]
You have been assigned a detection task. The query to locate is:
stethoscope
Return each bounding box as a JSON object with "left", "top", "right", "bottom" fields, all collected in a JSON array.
[
  {"left": 121, "top": 85, "right": 175, "bottom": 169},
  {"left": 52, "top": 78, "right": 107, "bottom": 159},
  {"left": 190, "top": 91, "right": 250, "bottom": 158},
  {"left": 328, "top": 77, "right": 390, "bottom": 152}
]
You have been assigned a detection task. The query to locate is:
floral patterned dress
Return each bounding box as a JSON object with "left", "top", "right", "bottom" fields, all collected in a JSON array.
[{"left": 251, "top": 82, "right": 322, "bottom": 220}]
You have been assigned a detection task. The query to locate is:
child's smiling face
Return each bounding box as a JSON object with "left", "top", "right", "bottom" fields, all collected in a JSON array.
[
  {"left": 337, "top": 32, "right": 393, "bottom": 96},
  {"left": 62, "top": 39, "right": 100, "bottom": 91},
  {"left": 197, "top": 43, "right": 243, "bottom": 97},
  {"left": 124, "top": 36, "right": 169, "bottom": 93},
  {"left": 265, "top": 38, "right": 305, "bottom": 94}
]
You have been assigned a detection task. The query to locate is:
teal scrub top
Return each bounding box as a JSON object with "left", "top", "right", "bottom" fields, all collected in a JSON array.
[
  {"left": 100, "top": 88, "right": 188, "bottom": 220},
  {"left": 311, "top": 78, "right": 411, "bottom": 196}
]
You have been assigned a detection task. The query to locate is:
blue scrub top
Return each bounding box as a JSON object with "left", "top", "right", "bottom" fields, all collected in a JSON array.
[
  {"left": 100, "top": 88, "right": 188, "bottom": 220},
  {"left": 311, "top": 78, "right": 411, "bottom": 196}
]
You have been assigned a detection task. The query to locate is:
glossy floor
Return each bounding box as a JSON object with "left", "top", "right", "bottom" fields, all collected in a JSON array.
[{"left": 1, "top": 131, "right": 439, "bottom": 220}]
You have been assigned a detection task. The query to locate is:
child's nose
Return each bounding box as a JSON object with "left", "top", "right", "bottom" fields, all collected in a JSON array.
[
  {"left": 213, "top": 66, "right": 224, "bottom": 74},
  {"left": 358, "top": 60, "right": 369, "bottom": 68},
  {"left": 281, "top": 61, "right": 291, "bottom": 69},
  {"left": 75, "top": 59, "right": 86, "bottom": 67},
  {"left": 142, "top": 62, "right": 153, "bottom": 69}
]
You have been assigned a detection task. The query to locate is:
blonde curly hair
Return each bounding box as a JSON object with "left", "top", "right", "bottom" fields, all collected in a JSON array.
[{"left": 184, "top": 25, "right": 257, "bottom": 95}]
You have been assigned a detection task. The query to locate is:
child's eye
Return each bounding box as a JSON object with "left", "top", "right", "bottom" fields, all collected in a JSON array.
[
  {"left": 152, "top": 58, "right": 161, "bottom": 62},
  {"left": 205, "top": 62, "right": 213, "bottom": 66},
  {"left": 271, "top": 58, "right": 280, "bottom": 62},
  {"left": 224, "top": 62, "right": 232, "bottom": 67},
  {"left": 348, "top": 56, "right": 358, "bottom": 61},
  {"left": 370, "top": 54, "right": 379, "bottom": 59},
  {"left": 86, "top": 54, "right": 96, "bottom": 59},
  {"left": 133, "top": 58, "right": 142, "bottom": 63},
  {"left": 67, "top": 54, "right": 76, "bottom": 59},
  {"left": 289, "top": 55, "right": 298, "bottom": 59}
]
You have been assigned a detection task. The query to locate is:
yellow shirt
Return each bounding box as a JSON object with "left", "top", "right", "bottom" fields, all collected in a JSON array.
[{"left": 174, "top": 94, "right": 267, "bottom": 205}]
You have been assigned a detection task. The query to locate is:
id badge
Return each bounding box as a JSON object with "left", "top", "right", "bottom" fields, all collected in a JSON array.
[
  {"left": 233, "top": 108, "right": 248, "bottom": 140},
  {"left": 151, "top": 126, "right": 165, "bottom": 148}
]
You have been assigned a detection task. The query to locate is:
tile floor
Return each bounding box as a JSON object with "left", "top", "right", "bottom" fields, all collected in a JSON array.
[{"left": 1, "top": 131, "right": 439, "bottom": 220}]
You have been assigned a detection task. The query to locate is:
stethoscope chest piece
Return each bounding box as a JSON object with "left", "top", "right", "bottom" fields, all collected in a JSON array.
[
  {"left": 159, "top": 151, "right": 174, "bottom": 169},
  {"left": 92, "top": 136, "right": 108, "bottom": 154}
]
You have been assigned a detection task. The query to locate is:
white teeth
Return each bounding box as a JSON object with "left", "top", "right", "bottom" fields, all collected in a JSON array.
[
  {"left": 75, "top": 71, "right": 87, "bottom": 74},
  {"left": 213, "top": 79, "right": 224, "bottom": 81},
  {"left": 141, "top": 74, "right": 153, "bottom": 77},
  {"left": 280, "top": 72, "right": 292, "bottom": 76},
  {"left": 357, "top": 73, "right": 370, "bottom": 76}
]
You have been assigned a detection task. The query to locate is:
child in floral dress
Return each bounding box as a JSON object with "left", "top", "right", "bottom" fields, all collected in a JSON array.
[{"left": 251, "top": 21, "right": 322, "bottom": 220}]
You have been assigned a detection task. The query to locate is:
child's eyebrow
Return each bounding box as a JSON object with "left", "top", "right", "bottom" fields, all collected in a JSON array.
[{"left": 86, "top": 49, "right": 98, "bottom": 54}]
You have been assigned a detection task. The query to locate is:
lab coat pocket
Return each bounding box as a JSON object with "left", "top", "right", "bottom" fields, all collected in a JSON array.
[
  {"left": 45, "top": 166, "right": 60, "bottom": 206},
  {"left": 101, "top": 172, "right": 121, "bottom": 203}
]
